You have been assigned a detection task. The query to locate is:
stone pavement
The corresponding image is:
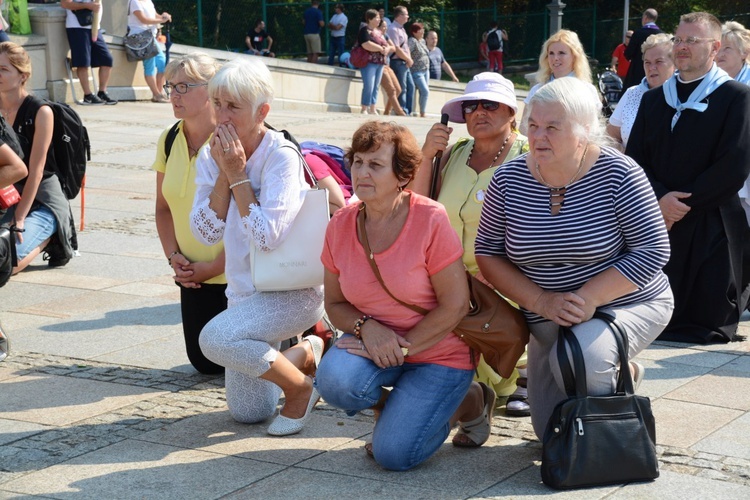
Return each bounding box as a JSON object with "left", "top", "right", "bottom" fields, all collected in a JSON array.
[{"left": 1, "top": 102, "right": 750, "bottom": 499}]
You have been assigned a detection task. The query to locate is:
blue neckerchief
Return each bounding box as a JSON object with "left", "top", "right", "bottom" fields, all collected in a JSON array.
[
  {"left": 663, "top": 64, "right": 731, "bottom": 131},
  {"left": 639, "top": 76, "right": 649, "bottom": 90},
  {"left": 735, "top": 63, "right": 750, "bottom": 85}
]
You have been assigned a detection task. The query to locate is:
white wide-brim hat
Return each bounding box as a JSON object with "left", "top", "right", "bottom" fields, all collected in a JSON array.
[{"left": 441, "top": 72, "right": 518, "bottom": 123}]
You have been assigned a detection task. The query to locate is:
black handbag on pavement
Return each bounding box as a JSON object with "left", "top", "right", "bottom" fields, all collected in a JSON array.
[{"left": 541, "top": 311, "right": 659, "bottom": 489}]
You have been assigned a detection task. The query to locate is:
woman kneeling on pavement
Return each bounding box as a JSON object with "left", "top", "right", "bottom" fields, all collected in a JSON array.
[
  {"left": 189, "top": 58, "right": 324, "bottom": 435},
  {"left": 475, "top": 77, "right": 673, "bottom": 439},
  {"left": 315, "top": 121, "right": 495, "bottom": 471}
]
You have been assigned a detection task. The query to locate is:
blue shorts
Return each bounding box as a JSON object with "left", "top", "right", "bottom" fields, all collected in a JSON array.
[
  {"left": 66, "top": 28, "right": 114, "bottom": 68},
  {"left": 143, "top": 49, "right": 166, "bottom": 76}
]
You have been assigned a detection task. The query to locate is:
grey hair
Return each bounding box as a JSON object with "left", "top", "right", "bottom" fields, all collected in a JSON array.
[
  {"left": 208, "top": 57, "right": 274, "bottom": 111},
  {"left": 523, "top": 77, "right": 614, "bottom": 148},
  {"left": 641, "top": 33, "right": 673, "bottom": 57}
]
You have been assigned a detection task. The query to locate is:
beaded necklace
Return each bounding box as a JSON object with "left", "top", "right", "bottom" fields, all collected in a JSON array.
[{"left": 535, "top": 144, "right": 589, "bottom": 216}]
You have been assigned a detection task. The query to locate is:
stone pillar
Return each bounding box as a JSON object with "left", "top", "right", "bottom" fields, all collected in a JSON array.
[{"left": 547, "top": 0, "right": 566, "bottom": 34}]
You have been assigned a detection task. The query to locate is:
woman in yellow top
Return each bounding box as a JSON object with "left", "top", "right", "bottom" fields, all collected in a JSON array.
[
  {"left": 413, "top": 72, "right": 531, "bottom": 421},
  {"left": 153, "top": 53, "right": 225, "bottom": 374}
]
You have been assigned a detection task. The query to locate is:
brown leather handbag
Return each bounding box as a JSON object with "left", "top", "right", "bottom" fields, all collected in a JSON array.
[{"left": 357, "top": 205, "right": 529, "bottom": 377}]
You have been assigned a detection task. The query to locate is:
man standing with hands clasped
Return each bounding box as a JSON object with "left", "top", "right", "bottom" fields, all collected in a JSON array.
[{"left": 626, "top": 12, "right": 750, "bottom": 344}]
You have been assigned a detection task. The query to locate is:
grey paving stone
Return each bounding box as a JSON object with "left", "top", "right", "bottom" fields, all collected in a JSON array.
[
  {"left": 1, "top": 439, "right": 284, "bottom": 500},
  {"left": 651, "top": 398, "right": 742, "bottom": 448},
  {"left": 226, "top": 466, "right": 456, "bottom": 499},
  {"left": 0, "top": 373, "right": 165, "bottom": 426},
  {"left": 0, "top": 419, "right": 50, "bottom": 446},
  {"left": 607, "top": 469, "right": 750, "bottom": 499},
  {"left": 663, "top": 371, "right": 750, "bottom": 411},
  {"left": 300, "top": 435, "right": 539, "bottom": 497},
  {"left": 694, "top": 412, "right": 750, "bottom": 460},
  {"left": 138, "top": 409, "right": 373, "bottom": 466},
  {"left": 476, "top": 463, "right": 621, "bottom": 498}
]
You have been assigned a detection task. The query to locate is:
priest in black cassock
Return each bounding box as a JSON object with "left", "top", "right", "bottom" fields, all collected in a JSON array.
[{"left": 626, "top": 12, "right": 750, "bottom": 344}]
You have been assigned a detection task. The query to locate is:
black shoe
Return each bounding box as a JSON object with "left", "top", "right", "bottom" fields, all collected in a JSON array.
[
  {"left": 82, "top": 93, "right": 104, "bottom": 105},
  {"left": 97, "top": 91, "right": 118, "bottom": 105},
  {"left": 43, "top": 239, "right": 70, "bottom": 268}
]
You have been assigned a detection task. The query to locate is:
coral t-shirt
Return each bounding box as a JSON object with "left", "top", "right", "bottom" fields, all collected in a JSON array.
[{"left": 321, "top": 192, "right": 473, "bottom": 370}]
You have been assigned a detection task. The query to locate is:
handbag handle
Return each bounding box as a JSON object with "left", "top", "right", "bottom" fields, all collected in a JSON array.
[
  {"left": 356, "top": 204, "right": 429, "bottom": 316},
  {"left": 557, "top": 310, "right": 634, "bottom": 398}
]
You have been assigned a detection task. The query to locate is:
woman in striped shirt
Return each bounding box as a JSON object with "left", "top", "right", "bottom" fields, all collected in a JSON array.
[{"left": 475, "top": 77, "right": 674, "bottom": 439}]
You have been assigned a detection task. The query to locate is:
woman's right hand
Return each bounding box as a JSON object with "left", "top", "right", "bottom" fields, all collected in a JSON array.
[
  {"left": 532, "top": 290, "right": 586, "bottom": 326},
  {"left": 422, "top": 122, "right": 453, "bottom": 160},
  {"left": 337, "top": 321, "right": 410, "bottom": 368},
  {"left": 210, "top": 124, "right": 247, "bottom": 181}
]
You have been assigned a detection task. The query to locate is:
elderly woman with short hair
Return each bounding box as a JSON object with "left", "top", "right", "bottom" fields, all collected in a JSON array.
[
  {"left": 475, "top": 77, "right": 674, "bottom": 439},
  {"left": 189, "top": 58, "right": 324, "bottom": 435},
  {"left": 607, "top": 33, "right": 675, "bottom": 148},
  {"left": 315, "top": 121, "right": 494, "bottom": 471},
  {"left": 718, "top": 21, "right": 750, "bottom": 84}
]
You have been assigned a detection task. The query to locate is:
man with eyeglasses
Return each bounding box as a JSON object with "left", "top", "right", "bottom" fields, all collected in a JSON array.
[
  {"left": 623, "top": 8, "right": 662, "bottom": 90},
  {"left": 387, "top": 6, "right": 414, "bottom": 115},
  {"left": 626, "top": 12, "right": 750, "bottom": 344}
]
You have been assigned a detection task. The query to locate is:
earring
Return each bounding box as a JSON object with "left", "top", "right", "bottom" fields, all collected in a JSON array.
[{"left": 397, "top": 185, "right": 404, "bottom": 192}]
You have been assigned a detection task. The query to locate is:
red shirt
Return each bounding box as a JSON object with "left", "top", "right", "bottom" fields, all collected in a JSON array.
[{"left": 613, "top": 43, "right": 630, "bottom": 78}]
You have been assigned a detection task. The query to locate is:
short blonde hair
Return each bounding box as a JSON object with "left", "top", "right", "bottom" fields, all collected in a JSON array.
[
  {"left": 535, "top": 29, "right": 592, "bottom": 85},
  {"left": 164, "top": 53, "right": 220, "bottom": 83},
  {"left": 208, "top": 57, "right": 274, "bottom": 110},
  {"left": 641, "top": 33, "right": 674, "bottom": 57},
  {"left": 722, "top": 21, "right": 750, "bottom": 61}
]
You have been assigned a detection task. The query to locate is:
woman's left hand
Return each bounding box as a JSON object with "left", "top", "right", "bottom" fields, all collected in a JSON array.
[
  {"left": 336, "top": 325, "right": 411, "bottom": 368},
  {"left": 210, "top": 124, "right": 247, "bottom": 180}
]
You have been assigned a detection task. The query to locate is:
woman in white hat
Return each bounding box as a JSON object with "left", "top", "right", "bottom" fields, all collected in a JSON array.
[{"left": 413, "top": 72, "right": 532, "bottom": 426}]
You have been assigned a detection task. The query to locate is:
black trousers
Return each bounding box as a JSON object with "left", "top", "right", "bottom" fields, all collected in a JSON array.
[{"left": 180, "top": 283, "right": 227, "bottom": 374}]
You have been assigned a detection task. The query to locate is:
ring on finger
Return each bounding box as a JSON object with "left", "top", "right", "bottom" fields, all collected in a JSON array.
[{"left": 223, "top": 147, "right": 230, "bottom": 153}]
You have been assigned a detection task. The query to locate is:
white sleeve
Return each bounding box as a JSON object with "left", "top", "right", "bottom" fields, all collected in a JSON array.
[{"left": 189, "top": 146, "right": 225, "bottom": 245}]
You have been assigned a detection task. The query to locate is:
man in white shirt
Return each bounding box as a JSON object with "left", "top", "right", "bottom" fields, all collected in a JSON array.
[{"left": 327, "top": 3, "right": 348, "bottom": 66}]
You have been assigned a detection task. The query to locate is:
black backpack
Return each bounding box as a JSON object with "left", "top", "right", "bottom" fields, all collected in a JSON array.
[
  {"left": 487, "top": 29, "right": 502, "bottom": 51},
  {"left": 16, "top": 96, "right": 90, "bottom": 200}
]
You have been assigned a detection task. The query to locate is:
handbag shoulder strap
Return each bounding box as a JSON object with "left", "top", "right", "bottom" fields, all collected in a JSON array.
[
  {"left": 558, "top": 310, "right": 635, "bottom": 398},
  {"left": 429, "top": 138, "right": 470, "bottom": 200},
  {"left": 355, "top": 204, "right": 429, "bottom": 316}
]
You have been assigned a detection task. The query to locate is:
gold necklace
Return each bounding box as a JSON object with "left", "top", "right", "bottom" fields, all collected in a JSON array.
[
  {"left": 466, "top": 133, "right": 513, "bottom": 170},
  {"left": 535, "top": 144, "right": 589, "bottom": 215}
]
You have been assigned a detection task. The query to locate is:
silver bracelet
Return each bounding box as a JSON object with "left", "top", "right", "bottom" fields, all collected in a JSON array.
[
  {"left": 212, "top": 188, "right": 229, "bottom": 201},
  {"left": 228, "top": 179, "right": 252, "bottom": 190}
]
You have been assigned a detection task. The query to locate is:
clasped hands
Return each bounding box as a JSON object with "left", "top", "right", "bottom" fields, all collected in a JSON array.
[
  {"left": 209, "top": 123, "right": 247, "bottom": 181},
  {"left": 336, "top": 321, "right": 411, "bottom": 369},
  {"left": 533, "top": 290, "right": 596, "bottom": 326},
  {"left": 659, "top": 191, "right": 691, "bottom": 231}
]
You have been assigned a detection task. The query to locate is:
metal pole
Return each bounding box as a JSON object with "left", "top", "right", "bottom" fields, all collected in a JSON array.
[
  {"left": 623, "top": 0, "right": 630, "bottom": 39},
  {"left": 197, "top": 0, "right": 203, "bottom": 47},
  {"left": 547, "top": 0, "right": 566, "bottom": 34}
]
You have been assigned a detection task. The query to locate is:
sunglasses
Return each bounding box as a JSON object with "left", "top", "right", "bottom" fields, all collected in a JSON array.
[{"left": 461, "top": 100, "right": 501, "bottom": 114}]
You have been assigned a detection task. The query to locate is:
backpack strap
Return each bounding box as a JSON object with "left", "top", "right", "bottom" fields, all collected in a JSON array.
[{"left": 163, "top": 120, "right": 182, "bottom": 162}]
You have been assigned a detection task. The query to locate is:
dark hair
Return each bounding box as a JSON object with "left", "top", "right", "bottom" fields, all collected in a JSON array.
[
  {"left": 335, "top": 3, "right": 344, "bottom": 10},
  {"left": 346, "top": 121, "right": 423, "bottom": 186},
  {"left": 255, "top": 19, "right": 264, "bottom": 28},
  {"left": 410, "top": 23, "right": 424, "bottom": 35},
  {"left": 364, "top": 9, "right": 379, "bottom": 23}
]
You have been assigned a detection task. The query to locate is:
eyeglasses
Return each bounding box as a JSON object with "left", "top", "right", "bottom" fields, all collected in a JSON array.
[
  {"left": 461, "top": 100, "right": 501, "bottom": 114},
  {"left": 671, "top": 36, "right": 715, "bottom": 46},
  {"left": 163, "top": 82, "right": 208, "bottom": 96}
]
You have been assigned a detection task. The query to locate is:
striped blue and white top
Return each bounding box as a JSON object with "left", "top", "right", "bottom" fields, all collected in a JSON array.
[{"left": 475, "top": 147, "right": 671, "bottom": 323}]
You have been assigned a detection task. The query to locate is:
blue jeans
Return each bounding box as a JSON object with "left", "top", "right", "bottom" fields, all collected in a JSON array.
[
  {"left": 315, "top": 335, "right": 474, "bottom": 470},
  {"left": 328, "top": 36, "right": 345, "bottom": 65},
  {"left": 411, "top": 70, "right": 429, "bottom": 115},
  {"left": 390, "top": 59, "right": 414, "bottom": 114},
  {"left": 360, "top": 63, "right": 384, "bottom": 106},
  {"left": 15, "top": 205, "right": 58, "bottom": 260}
]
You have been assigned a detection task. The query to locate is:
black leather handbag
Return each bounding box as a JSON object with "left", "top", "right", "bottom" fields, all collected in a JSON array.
[{"left": 541, "top": 311, "right": 659, "bottom": 490}]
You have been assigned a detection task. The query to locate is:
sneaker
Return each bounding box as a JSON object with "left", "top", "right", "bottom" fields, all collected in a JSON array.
[
  {"left": 97, "top": 91, "right": 118, "bottom": 105},
  {"left": 42, "top": 239, "right": 70, "bottom": 268},
  {"left": 0, "top": 320, "right": 9, "bottom": 362},
  {"left": 82, "top": 93, "right": 104, "bottom": 105}
]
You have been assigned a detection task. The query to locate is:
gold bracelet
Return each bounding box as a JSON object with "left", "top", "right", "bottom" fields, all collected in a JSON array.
[{"left": 212, "top": 188, "right": 229, "bottom": 201}]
